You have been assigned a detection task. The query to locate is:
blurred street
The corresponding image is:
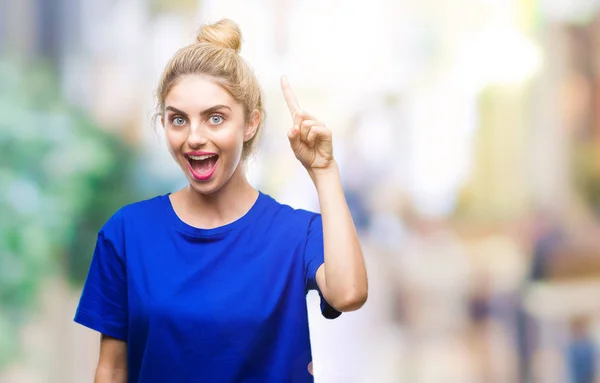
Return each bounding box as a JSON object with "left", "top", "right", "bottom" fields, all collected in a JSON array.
[{"left": 4, "top": 0, "right": 600, "bottom": 382}]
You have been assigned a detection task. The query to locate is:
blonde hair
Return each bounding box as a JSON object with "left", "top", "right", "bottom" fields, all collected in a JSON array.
[{"left": 154, "top": 19, "right": 264, "bottom": 159}]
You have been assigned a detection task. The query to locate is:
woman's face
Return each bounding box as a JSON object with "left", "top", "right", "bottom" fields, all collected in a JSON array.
[{"left": 163, "top": 74, "right": 258, "bottom": 195}]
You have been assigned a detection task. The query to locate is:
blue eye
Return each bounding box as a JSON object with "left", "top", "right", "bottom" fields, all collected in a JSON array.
[
  {"left": 171, "top": 116, "right": 186, "bottom": 126},
  {"left": 209, "top": 115, "right": 224, "bottom": 124}
]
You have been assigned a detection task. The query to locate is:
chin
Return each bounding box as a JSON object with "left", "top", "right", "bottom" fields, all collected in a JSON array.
[
  {"left": 188, "top": 180, "right": 223, "bottom": 196},
  {"left": 186, "top": 170, "right": 235, "bottom": 197}
]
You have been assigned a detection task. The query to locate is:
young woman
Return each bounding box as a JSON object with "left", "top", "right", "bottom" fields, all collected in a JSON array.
[{"left": 74, "top": 19, "right": 368, "bottom": 382}]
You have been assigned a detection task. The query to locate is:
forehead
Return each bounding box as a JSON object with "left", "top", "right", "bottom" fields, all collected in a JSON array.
[{"left": 165, "top": 74, "right": 237, "bottom": 111}]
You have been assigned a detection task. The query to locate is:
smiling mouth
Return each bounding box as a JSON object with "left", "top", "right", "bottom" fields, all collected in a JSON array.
[{"left": 185, "top": 154, "right": 219, "bottom": 180}]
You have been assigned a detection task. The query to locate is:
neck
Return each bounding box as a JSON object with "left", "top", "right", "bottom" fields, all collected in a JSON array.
[{"left": 176, "top": 163, "right": 259, "bottom": 229}]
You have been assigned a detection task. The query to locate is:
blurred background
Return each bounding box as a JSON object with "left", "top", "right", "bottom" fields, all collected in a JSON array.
[{"left": 2, "top": 0, "right": 600, "bottom": 382}]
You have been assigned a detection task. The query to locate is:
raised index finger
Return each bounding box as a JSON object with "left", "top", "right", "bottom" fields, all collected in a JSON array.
[{"left": 280, "top": 76, "right": 301, "bottom": 117}]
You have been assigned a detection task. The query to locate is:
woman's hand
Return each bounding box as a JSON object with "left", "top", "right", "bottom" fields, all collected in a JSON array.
[{"left": 281, "top": 76, "right": 334, "bottom": 172}]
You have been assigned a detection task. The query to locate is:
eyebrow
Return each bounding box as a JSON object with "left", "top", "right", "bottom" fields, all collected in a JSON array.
[{"left": 165, "top": 105, "right": 231, "bottom": 118}]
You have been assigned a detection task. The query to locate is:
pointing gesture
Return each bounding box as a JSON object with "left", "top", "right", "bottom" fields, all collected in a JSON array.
[{"left": 281, "top": 76, "right": 334, "bottom": 171}]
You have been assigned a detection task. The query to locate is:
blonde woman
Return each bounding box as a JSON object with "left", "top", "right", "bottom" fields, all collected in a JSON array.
[{"left": 74, "top": 19, "right": 367, "bottom": 382}]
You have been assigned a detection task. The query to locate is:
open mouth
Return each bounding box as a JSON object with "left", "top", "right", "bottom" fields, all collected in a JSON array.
[{"left": 185, "top": 153, "right": 219, "bottom": 181}]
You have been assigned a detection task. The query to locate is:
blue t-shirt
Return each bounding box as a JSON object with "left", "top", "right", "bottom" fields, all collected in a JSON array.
[{"left": 74, "top": 192, "right": 341, "bottom": 382}]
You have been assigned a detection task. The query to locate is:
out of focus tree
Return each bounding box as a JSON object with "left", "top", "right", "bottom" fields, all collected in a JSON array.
[
  {"left": 574, "top": 143, "right": 600, "bottom": 215},
  {"left": 0, "top": 58, "right": 141, "bottom": 368}
]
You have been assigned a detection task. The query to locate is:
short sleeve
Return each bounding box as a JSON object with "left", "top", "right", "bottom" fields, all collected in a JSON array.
[
  {"left": 74, "top": 232, "right": 128, "bottom": 340},
  {"left": 304, "top": 214, "right": 341, "bottom": 320}
]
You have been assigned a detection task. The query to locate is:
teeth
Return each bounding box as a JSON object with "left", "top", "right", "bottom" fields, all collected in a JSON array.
[{"left": 188, "top": 154, "right": 216, "bottom": 160}]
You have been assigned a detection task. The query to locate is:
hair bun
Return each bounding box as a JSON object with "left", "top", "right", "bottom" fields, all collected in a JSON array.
[{"left": 196, "top": 19, "right": 242, "bottom": 53}]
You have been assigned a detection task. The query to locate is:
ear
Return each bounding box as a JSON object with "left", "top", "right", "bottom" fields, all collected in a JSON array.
[
  {"left": 244, "top": 109, "right": 261, "bottom": 142},
  {"left": 160, "top": 115, "right": 165, "bottom": 128}
]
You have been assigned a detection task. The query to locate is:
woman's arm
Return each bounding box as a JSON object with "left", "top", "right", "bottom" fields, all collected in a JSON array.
[
  {"left": 310, "top": 162, "right": 368, "bottom": 312},
  {"left": 281, "top": 76, "right": 368, "bottom": 312},
  {"left": 95, "top": 335, "right": 127, "bottom": 383}
]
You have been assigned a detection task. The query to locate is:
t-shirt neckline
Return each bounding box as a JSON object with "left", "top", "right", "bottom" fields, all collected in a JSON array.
[{"left": 162, "top": 191, "right": 268, "bottom": 238}]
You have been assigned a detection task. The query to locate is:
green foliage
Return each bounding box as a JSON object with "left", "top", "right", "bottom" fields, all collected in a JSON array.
[
  {"left": 0, "top": 57, "right": 142, "bottom": 367},
  {"left": 574, "top": 142, "right": 600, "bottom": 215}
]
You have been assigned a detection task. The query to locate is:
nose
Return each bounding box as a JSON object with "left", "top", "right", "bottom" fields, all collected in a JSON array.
[{"left": 187, "top": 122, "right": 209, "bottom": 149}]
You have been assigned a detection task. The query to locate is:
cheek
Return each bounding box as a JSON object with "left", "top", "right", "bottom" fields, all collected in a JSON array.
[
  {"left": 165, "top": 128, "right": 185, "bottom": 156},
  {"left": 218, "top": 126, "right": 246, "bottom": 152}
]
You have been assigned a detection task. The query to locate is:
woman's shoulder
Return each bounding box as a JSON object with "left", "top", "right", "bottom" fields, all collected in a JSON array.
[
  {"left": 99, "top": 194, "right": 169, "bottom": 237},
  {"left": 260, "top": 191, "right": 320, "bottom": 224},
  {"left": 117, "top": 193, "right": 168, "bottom": 216}
]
